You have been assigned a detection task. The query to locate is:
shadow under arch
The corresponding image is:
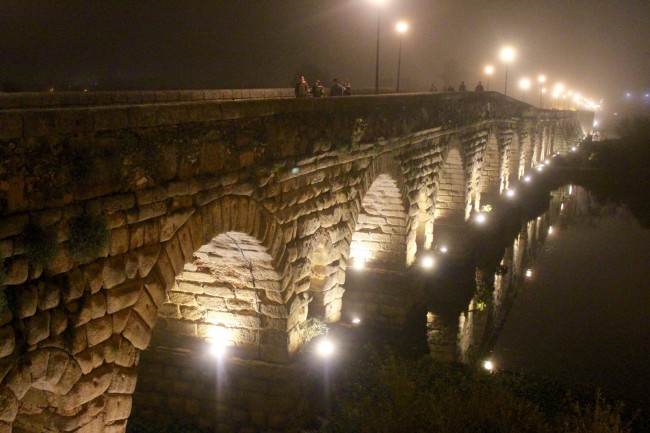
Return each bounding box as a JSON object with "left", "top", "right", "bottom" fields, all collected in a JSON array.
[
  {"left": 477, "top": 129, "right": 507, "bottom": 209},
  {"left": 340, "top": 153, "right": 417, "bottom": 327}
]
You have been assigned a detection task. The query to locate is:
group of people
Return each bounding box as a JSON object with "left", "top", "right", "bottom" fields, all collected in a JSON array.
[
  {"left": 430, "top": 81, "right": 485, "bottom": 92},
  {"left": 295, "top": 76, "right": 352, "bottom": 98}
]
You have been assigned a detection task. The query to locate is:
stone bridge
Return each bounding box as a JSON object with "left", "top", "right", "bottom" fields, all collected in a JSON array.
[{"left": 0, "top": 90, "right": 588, "bottom": 432}]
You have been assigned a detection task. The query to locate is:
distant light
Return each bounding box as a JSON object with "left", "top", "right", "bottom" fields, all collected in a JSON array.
[
  {"left": 614, "top": 112, "right": 618, "bottom": 116},
  {"left": 544, "top": 159, "right": 550, "bottom": 165},
  {"left": 553, "top": 83, "right": 565, "bottom": 94},
  {"left": 569, "top": 185, "right": 573, "bottom": 194},
  {"left": 593, "top": 120, "right": 599, "bottom": 127},
  {"left": 484, "top": 65, "right": 494, "bottom": 75},
  {"left": 538, "top": 75, "right": 546, "bottom": 84},
  {"left": 519, "top": 77, "right": 531, "bottom": 90},
  {"left": 421, "top": 256, "right": 435, "bottom": 269},
  {"left": 317, "top": 338, "right": 335, "bottom": 357},
  {"left": 353, "top": 257, "right": 366, "bottom": 270},
  {"left": 548, "top": 226, "right": 553, "bottom": 234},
  {"left": 571, "top": 146, "right": 577, "bottom": 152},
  {"left": 474, "top": 213, "right": 487, "bottom": 224},
  {"left": 207, "top": 327, "right": 232, "bottom": 358},
  {"left": 483, "top": 360, "right": 495, "bottom": 371},
  {"left": 645, "top": 94, "right": 650, "bottom": 98},
  {"left": 291, "top": 167, "right": 300, "bottom": 174},
  {"left": 541, "top": 87, "right": 547, "bottom": 94},
  {"left": 525, "top": 269, "right": 533, "bottom": 278},
  {"left": 536, "top": 166, "right": 543, "bottom": 172},
  {"left": 439, "top": 246, "right": 448, "bottom": 253},
  {"left": 351, "top": 317, "right": 362, "bottom": 324},
  {"left": 626, "top": 92, "right": 631, "bottom": 97},
  {"left": 500, "top": 46, "right": 516, "bottom": 63},
  {"left": 506, "top": 189, "right": 515, "bottom": 198},
  {"left": 523, "top": 176, "right": 531, "bottom": 183},
  {"left": 395, "top": 21, "right": 408, "bottom": 33},
  {"left": 560, "top": 203, "right": 565, "bottom": 211}
]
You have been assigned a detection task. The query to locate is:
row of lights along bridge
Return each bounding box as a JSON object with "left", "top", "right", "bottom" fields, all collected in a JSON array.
[{"left": 368, "top": 0, "right": 600, "bottom": 112}]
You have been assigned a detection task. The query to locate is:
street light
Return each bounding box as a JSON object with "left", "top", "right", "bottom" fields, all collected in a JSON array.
[
  {"left": 484, "top": 65, "right": 494, "bottom": 91},
  {"left": 537, "top": 75, "right": 546, "bottom": 108},
  {"left": 519, "top": 77, "right": 531, "bottom": 102},
  {"left": 395, "top": 20, "right": 408, "bottom": 92},
  {"left": 553, "top": 83, "right": 564, "bottom": 109},
  {"left": 499, "top": 47, "right": 515, "bottom": 96},
  {"left": 369, "top": 0, "right": 389, "bottom": 94}
]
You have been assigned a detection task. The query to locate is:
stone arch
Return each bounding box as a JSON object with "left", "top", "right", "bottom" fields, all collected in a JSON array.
[
  {"left": 434, "top": 142, "right": 467, "bottom": 223},
  {"left": 145, "top": 195, "right": 308, "bottom": 364}
]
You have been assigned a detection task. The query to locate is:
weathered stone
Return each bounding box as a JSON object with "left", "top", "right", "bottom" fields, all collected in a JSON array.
[
  {"left": 108, "top": 366, "right": 137, "bottom": 394},
  {"left": 0, "top": 214, "right": 28, "bottom": 239},
  {"left": 4, "top": 256, "right": 28, "bottom": 285},
  {"left": 0, "top": 240, "right": 12, "bottom": 259},
  {"left": 47, "top": 244, "right": 73, "bottom": 276},
  {"left": 102, "top": 255, "right": 126, "bottom": 289},
  {"left": 109, "top": 226, "right": 129, "bottom": 256},
  {"left": 0, "top": 327, "right": 14, "bottom": 358},
  {"left": 50, "top": 308, "right": 68, "bottom": 337},
  {"left": 160, "top": 208, "right": 195, "bottom": 242},
  {"left": 135, "top": 244, "right": 160, "bottom": 278},
  {"left": 37, "top": 283, "right": 61, "bottom": 310},
  {"left": 25, "top": 311, "right": 51, "bottom": 345},
  {"left": 132, "top": 289, "right": 158, "bottom": 329},
  {"left": 104, "top": 394, "right": 132, "bottom": 423},
  {"left": 89, "top": 292, "right": 107, "bottom": 319},
  {"left": 122, "top": 312, "right": 152, "bottom": 350},
  {"left": 82, "top": 263, "right": 103, "bottom": 294},
  {"left": 0, "top": 386, "right": 17, "bottom": 422},
  {"left": 106, "top": 280, "right": 143, "bottom": 314},
  {"left": 86, "top": 316, "right": 113, "bottom": 347},
  {"left": 58, "top": 364, "right": 113, "bottom": 411},
  {"left": 16, "top": 284, "right": 38, "bottom": 319}
]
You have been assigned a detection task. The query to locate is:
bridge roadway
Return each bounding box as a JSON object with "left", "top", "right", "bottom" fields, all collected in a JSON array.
[{"left": 0, "top": 90, "right": 590, "bottom": 432}]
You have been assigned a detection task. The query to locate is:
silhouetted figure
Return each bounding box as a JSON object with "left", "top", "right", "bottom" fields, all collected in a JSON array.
[
  {"left": 430, "top": 82, "right": 438, "bottom": 92},
  {"left": 343, "top": 79, "right": 352, "bottom": 95},
  {"left": 475, "top": 81, "right": 484, "bottom": 91},
  {"left": 312, "top": 80, "right": 324, "bottom": 97},
  {"left": 459, "top": 81, "right": 467, "bottom": 91},
  {"left": 446, "top": 85, "right": 455, "bottom": 92},
  {"left": 330, "top": 78, "right": 344, "bottom": 96},
  {"left": 295, "top": 75, "right": 311, "bottom": 97}
]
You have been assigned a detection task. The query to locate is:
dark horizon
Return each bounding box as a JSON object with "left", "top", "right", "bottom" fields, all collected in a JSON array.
[{"left": 1, "top": 1, "right": 649, "bottom": 116}]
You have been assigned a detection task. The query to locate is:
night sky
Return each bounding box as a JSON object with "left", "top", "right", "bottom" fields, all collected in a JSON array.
[{"left": 1, "top": 0, "right": 649, "bottom": 113}]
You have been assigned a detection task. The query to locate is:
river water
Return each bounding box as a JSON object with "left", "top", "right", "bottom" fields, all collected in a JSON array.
[{"left": 490, "top": 185, "right": 650, "bottom": 406}]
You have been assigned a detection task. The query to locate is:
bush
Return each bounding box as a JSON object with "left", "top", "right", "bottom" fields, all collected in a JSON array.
[{"left": 24, "top": 223, "right": 58, "bottom": 265}]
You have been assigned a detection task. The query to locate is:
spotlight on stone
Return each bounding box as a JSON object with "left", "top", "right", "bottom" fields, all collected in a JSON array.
[
  {"left": 207, "top": 327, "right": 232, "bottom": 358},
  {"left": 439, "top": 246, "right": 448, "bottom": 253},
  {"left": 351, "top": 317, "right": 362, "bottom": 325},
  {"left": 525, "top": 269, "right": 533, "bottom": 278},
  {"left": 571, "top": 146, "right": 577, "bottom": 152},
  {"left": 421, "top": 256, "right": 435, "bottom": 269},
  {"left": 524, "top": 176, "right": 531, "bottom": 183},
  {"left": 536, "top": 166, "right": 544, "bottom": 172},
  {"left": 474, "top": 213, "right": 487, "bottom": 224},
  {"left": 506, "top": 189, "right": 515, "bottom": 198},
  {"left": 352, "top": 257, "right": 366, "bottom": 270},
  {"left": 316, "top": 338, "right": 335, "bottom": 358},
  {"left": 483, "top": 360, "right": 495, "bottom": 372}
]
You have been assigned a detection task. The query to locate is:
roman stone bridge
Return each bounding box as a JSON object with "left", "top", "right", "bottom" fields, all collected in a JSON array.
[{"left": 0, "top": 90, "right": 589, "bottom": 432}]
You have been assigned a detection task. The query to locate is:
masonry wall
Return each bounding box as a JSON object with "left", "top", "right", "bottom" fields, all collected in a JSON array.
[{"left": 0, "top": 91, "right": 584, "bottom": 432}]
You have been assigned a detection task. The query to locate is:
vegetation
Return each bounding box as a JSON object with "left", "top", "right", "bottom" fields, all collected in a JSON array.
[
  {"left": 24, "top": 223, "right": 58, "bottom": 266},
  {"left": 67, "top": 215, "right": 109, "bottom": 260},
  {"left": 308, "top": 349, "right": 636, "bottom": 433}
]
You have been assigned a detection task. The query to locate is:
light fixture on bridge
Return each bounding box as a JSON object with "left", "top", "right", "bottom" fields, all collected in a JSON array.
[
  {"left": 548, "top": 225, "right": 554, "bottom": 235},
  {"left": 482, "top": 360, "right": 495, "bottom": 372},
  {"left": 439, "top": 245, "right": 448, "bottom": 253},
  {"left": 421, "top": 255, "right": 435, "bottom": 269},
  {"left": 569, "top": 185, "right": 573, "bottom": 194},
  {"left": 536, "top": 165, "right": 544, "bottom": 172},
  {"left": 518, "top": 77, "right": 531, "bottom": 103},
  {"left": 351, "top": 317, "right": 362, "bottom": 325},
  {"left": 291, "top": 167, "right": 300, "bottom": 174},
  {"left": 352, "top": 256, "right": 366, "bottom": 270},
  {"left": 538, "top": 75, "right": 546, "bottom": 108},
  {"left": 316, "top": 338, "right": 335, "bottom": 358},
  {"left": 523, "top": 175, "right": 532, "bottom": 183},
  {"left": 544, "top": 159, "right": 550, "bottom": 165},
  {"left": 525, "top": 269, "right": 533, "bottom": 278},
  {"left": 474, "top": 213, "right": 487, "bottom": 224},
  {"left": 505, "top": 189, "right": 515, "bottom": 198},
  {"left": 207, "top": 326, "right": 233, "bottom": 358},
  {"left": 560, "top": 203, "right": 565, "bottom": 211},
  {"left": 499, "top": 47, "right": 516, "bottom": 96},
  {"left": 570, "top": 146, "right": 577, "bottom": 152},
  {"left": 484, "top": 65, "right": 494, "bottom": 91}
]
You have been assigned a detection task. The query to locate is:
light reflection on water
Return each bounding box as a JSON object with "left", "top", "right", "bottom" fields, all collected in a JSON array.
[{"left": 428, "top": 185, "right": 650, "bottom": 405}]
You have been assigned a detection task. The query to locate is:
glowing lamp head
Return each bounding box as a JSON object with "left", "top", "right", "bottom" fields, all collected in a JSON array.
[
  {"left": 351, "top": 317, "right": 361, "bottom": 324},
  {"left": 571, "top": 146, "right": 577, "bottom": 152},
  {"left": 369, "top": 0, "right": 388, "bottom": 5},
  {"left": 536, "top": 165, "right": 544, "bottom": 172},
  {"left": 439, "top": 246, "right": 448, "bottom": 253},
  {"left": 548, "top": 226, "right": 553, "bottom": 234},
  {"left": 525, "top": 269, "right": 533, "bottom": 278},
  {"left": 506, "top": 189, "right": 515, "bottom": 198},
  {"left": 523, "top": 176, "right": 531, "bottom": 183},
  {"left": 474, "top": 213, "right": 487, "bottom": 224},
  {"left": 316, "top": 338, "right": 335, "bottom": 358},
  {"left": 554, "top": 83, "right": 565, "bottom": 94},
  {"left": 421, "top": 256, "right": 435, "bottom": 269},
  {"left": 484, "top": 65, "right": 494, "bottom": 75},
  {"left": 538, "top": 75, "right": 546, "bottom": 83},
  {"left": 519, "top": 78, "right": 531, "bottom": 90},
  {"left": 395, "top": 21, "right": 408, "bottom": 33},
  {"left": 499, "top": 47, "right": 515, "bottom": 63},
  {"left": 483, "top": 360, "right": 495, "bottom": 371}
]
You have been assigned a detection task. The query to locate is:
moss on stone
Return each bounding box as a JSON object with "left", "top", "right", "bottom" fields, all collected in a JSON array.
[
  {"left": 24, "top": 223, "right": 58, "bottom": 266},
  {"left": 68, "top": 215, "right": 109, "bottom": 261}
]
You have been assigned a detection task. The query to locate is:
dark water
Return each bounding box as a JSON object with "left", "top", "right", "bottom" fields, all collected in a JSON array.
[{"left": 491, "top": 185, "right": 650, "bottom": 406}]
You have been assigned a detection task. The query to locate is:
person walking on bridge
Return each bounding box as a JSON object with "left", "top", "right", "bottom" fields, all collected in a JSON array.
[
  {"left": 295, "top": 75, "right": 311, "bottom": 97},
  {"left": 330, "top": 78, "right": 344, "bottom": 96},
  {"left": 475, "top": 81, "right": 484, "bottom": 91}
]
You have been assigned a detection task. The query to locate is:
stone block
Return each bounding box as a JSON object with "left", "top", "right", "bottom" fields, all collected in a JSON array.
[
  {"left": 160, "top": 208, "right": 195, "bottom": 242},
  {"left": 122, "top": 312, "right": 152, "bottom": 350},
  {"left": 0, "top": 214, "right": 28, "bottom": 240},
  {"left": 132, "top": 289, "right": 159, "bottom": 329},
  {"left": 111, "top": 310, "right": 130, "bottom": 335},
  {"left": 50, "top": 308, "right": 68, "bottom": 337},
  {"left": 108, "top": 366, "right": 138, "bottom": 394},
  {"left": 0, "top": 386, "right": 18, "bottom": 422},
  {"left": 106, "top": 280, "right": 143, "bottom": 314},
  {"left": 86, "top": 316, "right": 113, "bottom": 347},
  {"left": 37, "top": 283, "right": 61, "bottom": 311},
  {"left": 0, "top": 239, "right": 11, "bottom": 259},
  {"left": 16, "top": 284, "right": 38, "bottom": 319},
  {"left": 89, "top": 292, "right": 107, "bottom": 319},
  {"left": 102, "top": 255, "right": 126, "bottom": 289},
  {"left": 0, "top": 327, "right": 15, "bottom": 358},
  {"left": 109, "top": 226, "right": 129, "bottom": 256},
  {"left": 82, "top": 263, "right": 103, "bottom": 294},
  {"left": 4, "top": 256, "right": 28, "bottom": 285},
  {"left": 25, "top": 311, "right": 51, "bottom": 345},
  {"left": 143, "top": 273, "right": 166, "bottom": 309},
  {"left": 104, "top": 394, "right": 132, "bottom": 423}
]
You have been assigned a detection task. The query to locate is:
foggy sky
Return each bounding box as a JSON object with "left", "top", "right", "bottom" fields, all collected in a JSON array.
[{"left": 1, "top": 0, "right": 649, "bottom": 113}]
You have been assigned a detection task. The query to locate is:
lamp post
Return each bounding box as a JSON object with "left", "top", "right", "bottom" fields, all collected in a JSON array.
[
  {"left": 369, "top": 0, "right": 389, "bottom": 94},
  {"left": 537, "top": 75, "right": 546, "bottom": 108},
  {"left": 499, "top": 47, "right": 515, "bottom": 96},
  {"left": 553, "top": 83, "right": 564, "bottom": 109},
  {"left": 519, "top": 77, "right": 531, "bottom": 103},
  {"left": 484, "top": 65, "right": 494, "bottom": 91},
  {"left": 395, "top": 21, "right": 408, "bottom": 93}
]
